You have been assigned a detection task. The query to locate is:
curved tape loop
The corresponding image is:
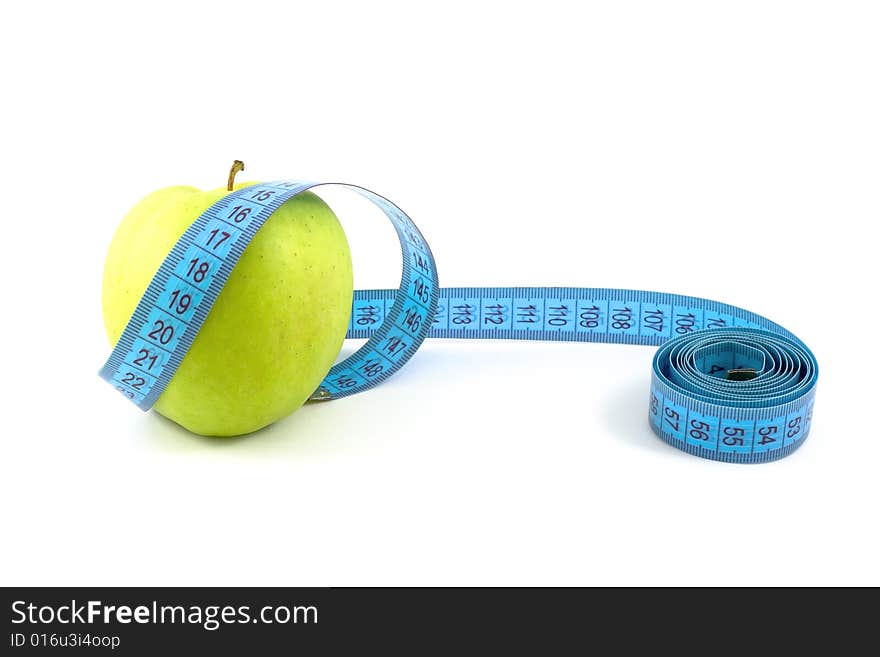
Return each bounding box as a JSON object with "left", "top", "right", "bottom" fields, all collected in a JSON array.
[{"left": 309, "top": 185, "right": 440, "bottom": 400}]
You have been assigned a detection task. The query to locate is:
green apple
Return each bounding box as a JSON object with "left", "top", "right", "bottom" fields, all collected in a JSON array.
[{"left": 102, "top": 177, "right": 353, "bottom": 437}]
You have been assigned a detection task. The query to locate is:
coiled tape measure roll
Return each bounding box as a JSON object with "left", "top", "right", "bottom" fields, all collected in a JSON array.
[{"left": 99, "top": 180, "right": 818, "bottom": 464}]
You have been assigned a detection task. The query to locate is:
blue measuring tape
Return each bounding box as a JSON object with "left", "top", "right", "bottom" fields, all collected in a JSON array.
[{"left": 99, "top": 180, "right": 818, "bottom": 464}]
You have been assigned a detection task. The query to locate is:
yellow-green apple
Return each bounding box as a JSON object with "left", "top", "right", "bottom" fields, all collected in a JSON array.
[{"left": 102, "top": 171, "right": 353, "bottom": 436}]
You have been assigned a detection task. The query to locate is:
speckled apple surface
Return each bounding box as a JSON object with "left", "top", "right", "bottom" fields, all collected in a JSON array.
[{"left": 101, "top": 183, "right": 353, "bottom": 436}]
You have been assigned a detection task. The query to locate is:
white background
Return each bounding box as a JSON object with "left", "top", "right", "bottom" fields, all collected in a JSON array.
[{"left": 1, "top": 1, "right": 878, "bottom": 586}]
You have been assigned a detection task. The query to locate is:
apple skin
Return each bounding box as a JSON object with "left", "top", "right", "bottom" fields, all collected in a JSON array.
[{"left": 102, "top": 182, "right": 353, "bottom": 436}]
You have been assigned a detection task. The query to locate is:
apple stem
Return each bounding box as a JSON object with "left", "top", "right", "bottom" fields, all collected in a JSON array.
[{"left": 227, "top": 160, "right": 245, "bottom": 191}]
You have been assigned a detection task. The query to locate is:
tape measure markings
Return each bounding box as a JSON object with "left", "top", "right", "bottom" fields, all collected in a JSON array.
[
  {"left": 348, "top": 287, "right": 779, "bottom": 342},
  {"left": 100, "top": 181, "right": 817, "bottom": 464}
]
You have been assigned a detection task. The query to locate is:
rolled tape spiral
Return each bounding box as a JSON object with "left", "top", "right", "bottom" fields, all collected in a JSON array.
[{"left": 99, "top": 180, "right": 818, "bottom": 463}]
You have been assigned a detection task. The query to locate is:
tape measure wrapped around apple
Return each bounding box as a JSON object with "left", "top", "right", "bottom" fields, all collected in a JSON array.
[
  {"left": 102, "top": 162, "right": 355, "bottom": 435},
  {"left": 101, "top": 162, "right": 818, "bottom": 463}
]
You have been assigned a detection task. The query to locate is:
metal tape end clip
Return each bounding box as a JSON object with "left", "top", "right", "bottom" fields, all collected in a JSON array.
[{"left": 726, "top": 368, "right": 758, "bottom": 381}]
